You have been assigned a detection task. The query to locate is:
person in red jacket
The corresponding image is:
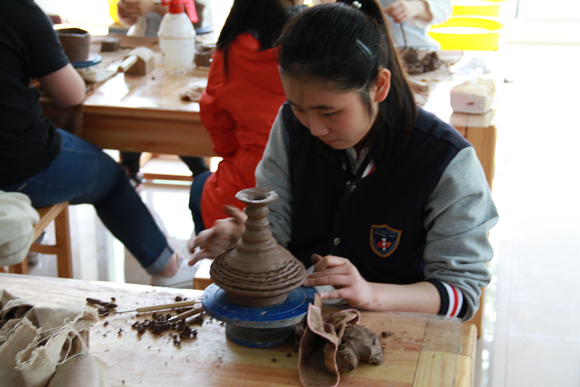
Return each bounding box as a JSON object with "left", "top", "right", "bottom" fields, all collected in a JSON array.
[{"left": 190, "top": 0, "right": 306, "bottom": 233}]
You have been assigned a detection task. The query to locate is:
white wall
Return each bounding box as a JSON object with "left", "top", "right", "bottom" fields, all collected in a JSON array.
[
  {"left": 517, "top": 0, "right": 580, "bottom": 22},
  {"left": 35, "top": 0, "right": 114, "bottom": 25}
]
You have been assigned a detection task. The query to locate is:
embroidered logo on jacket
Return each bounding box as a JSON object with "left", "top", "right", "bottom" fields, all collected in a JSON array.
[{"left": 370, "top": 225, "right": 401, "bottom": 257}]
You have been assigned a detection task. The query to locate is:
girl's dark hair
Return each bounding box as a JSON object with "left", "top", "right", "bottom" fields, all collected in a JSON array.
[
  {"left": 217, "top": 0, "right": 289, "bottom": 75},
  {"left": 277, "top": 0, "right": 416, "bottom": 171}
]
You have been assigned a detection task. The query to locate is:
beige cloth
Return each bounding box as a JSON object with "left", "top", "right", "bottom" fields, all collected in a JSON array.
[
  {"left": 0, "top": 290, "right": 98, "bottom": 387},
  {"left": 0, "top": 191, "right": 39, "bottom": 267},
  {"left": 298, "top": 295, "right": 360, "bottom": 387}
]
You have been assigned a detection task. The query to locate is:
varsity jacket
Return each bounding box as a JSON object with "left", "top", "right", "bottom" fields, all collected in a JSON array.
[{"left": 255, "top": 103, "right": 499, "bottom": 320}]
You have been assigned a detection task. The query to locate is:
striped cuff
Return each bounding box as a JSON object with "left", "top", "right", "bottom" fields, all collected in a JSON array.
[{"left": 427, "top": 280, "right": 467, "bottom": 319}]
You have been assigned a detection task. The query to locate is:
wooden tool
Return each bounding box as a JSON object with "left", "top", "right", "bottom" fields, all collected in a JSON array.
[
  {"left": 167, "top": 306, "right": 204, "bottom": 323},
  {"left": 118, "top": 47, "right": 155, "bottom": 75},
  {"left": 114, "top": 299, "right": 199, "bottom": 314}
]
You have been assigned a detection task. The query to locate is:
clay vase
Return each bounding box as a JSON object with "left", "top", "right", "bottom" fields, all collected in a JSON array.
[
  {"left": 56, "top": 28, "right": 90, "bottom": 63},
  {"left": 210, "top": 188, "right": 306, "bottom": 307}
]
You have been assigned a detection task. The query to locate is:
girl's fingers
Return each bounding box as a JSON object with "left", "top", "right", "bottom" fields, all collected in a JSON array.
[
  {"left": 313, "top": 255, "right": 349, "bottom": 272},
  {"left": 304, "top": 270, "right": 353, "bottom": 288},
  {"left": 310, "top": 253, "right": 324, "bottom": 265},
  {"left": 222, "top": 205, "right": 245, "bottom": 225}
]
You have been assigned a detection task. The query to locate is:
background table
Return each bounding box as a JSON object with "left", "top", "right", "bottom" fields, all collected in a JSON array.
[
  {"left": 81, "top": 36, "right": 216, "bottom": 158},
  {"left": 1, "top": 273, "right": 476, "bottom": 387},
  {"left": 77, "top": 36, "right": 497, "bottom": 188}
]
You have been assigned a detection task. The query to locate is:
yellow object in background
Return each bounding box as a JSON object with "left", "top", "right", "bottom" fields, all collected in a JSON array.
[
  {"left": 108, "top": 0, "right": 120, "bottom": 25},
  {"left": 452, "top": 0, "right": 503, "bottom": 18},
  {"left": 428, "top": 16, "right": 504, "bottom": 51}
]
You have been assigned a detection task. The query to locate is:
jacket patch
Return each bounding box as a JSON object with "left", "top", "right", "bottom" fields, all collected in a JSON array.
[{"left": 370, "top": 225, "right": 401, "bottom": 257}]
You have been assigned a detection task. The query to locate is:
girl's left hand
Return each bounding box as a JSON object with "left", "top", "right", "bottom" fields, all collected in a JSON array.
[{"left": 303, "top": 254, "right": 376, "bottom": 309}]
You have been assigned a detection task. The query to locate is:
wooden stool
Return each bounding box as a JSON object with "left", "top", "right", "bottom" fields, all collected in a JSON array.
[
  {"left": 193, "top": 258, "right": 213, "bottom": 290},
  {"left": 8, "top": 202, "right": 73, "bottom": 278},
  {"left": 467, "top": 289, "right": 485, "bottom": 338}
]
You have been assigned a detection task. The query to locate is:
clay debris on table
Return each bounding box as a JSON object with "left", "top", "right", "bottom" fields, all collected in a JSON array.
[
  {"left": 86, "top": 295, "right": 205, "bottom": 347},
  {"left": 399, "top": 48, "right": 445, "bottom": 75}
]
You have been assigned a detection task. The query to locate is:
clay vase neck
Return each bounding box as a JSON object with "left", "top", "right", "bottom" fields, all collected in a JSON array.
[{"left": 209, "top": 188, "right": 306, "bottom": 307}]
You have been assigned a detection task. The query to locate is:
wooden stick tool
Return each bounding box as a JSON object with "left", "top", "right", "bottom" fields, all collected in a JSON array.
[
  {"left": 167, "top": 306, "right": 204, "bottom": 323},
  {"left": 114, "top": 300, "right": 199, "bottom": 314}
]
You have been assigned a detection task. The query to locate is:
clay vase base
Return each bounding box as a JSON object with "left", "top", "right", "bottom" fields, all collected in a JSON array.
[{"left": 227, "top": 293, "right": 287, "bottom": 308}]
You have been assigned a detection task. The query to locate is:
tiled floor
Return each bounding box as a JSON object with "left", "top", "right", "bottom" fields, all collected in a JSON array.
[{"left": 17, "top": 3, "right": 580, "bottom": 386}]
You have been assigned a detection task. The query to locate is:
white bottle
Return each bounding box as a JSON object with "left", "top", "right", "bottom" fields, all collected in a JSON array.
[{"left": 158, "top": 0, "right": 197, "bottom": 71}]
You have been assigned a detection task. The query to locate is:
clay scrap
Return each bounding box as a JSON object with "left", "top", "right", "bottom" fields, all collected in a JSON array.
[
  {"left": 298, "top": 294, "right": 383, "bottom": 387},
  {"left": 399, "top": 48, "right": 444, "bottom": 75}
]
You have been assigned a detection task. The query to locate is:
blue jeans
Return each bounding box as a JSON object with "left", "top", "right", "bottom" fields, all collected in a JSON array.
[
  {"left": 2, "top": 129, "right": 172, "bottom": 275},
  {"left": 189, "top": 170, "right": 211, "bottom": 234}
]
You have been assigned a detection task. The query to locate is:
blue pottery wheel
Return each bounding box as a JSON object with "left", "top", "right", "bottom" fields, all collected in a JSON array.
[{"left": 202, "top": 283, "right": 317, "bottom": 348}]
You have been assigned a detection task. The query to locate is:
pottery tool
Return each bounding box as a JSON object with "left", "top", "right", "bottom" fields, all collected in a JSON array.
[
  {"left": 117, "top": 47, "right": 155, "bottom": 75},
  {"left": 114, "top": 300, "right": 199, "bottom": 314},
  {"left": 167, "top": 306, "right": 204, "bottom": 323}
]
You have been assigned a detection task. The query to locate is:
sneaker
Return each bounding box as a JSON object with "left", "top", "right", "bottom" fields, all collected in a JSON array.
[{"left": 150, "top": 256, "right": 200, "bottom": 289}]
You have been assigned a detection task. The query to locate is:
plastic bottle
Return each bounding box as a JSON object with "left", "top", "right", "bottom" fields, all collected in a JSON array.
[{"left": 158, "top": 0, "right": 198, "bottom": 71}]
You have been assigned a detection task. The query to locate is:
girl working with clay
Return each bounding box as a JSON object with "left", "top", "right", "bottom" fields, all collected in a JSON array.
[{"left": 189, "top": 0, "right": 498, "bottom": 321}]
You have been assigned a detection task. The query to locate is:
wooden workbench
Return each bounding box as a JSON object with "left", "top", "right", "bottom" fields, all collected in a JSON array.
[{"left": 0, "top": 273, "right": 476, "bottom": 387}]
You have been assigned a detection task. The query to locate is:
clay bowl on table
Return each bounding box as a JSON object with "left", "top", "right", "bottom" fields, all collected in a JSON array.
[{"left": 56, "top": 28, "right": 90, "bottom": 63}]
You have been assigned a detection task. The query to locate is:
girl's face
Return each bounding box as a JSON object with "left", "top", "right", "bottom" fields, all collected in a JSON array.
[{"left": 281, "top": 70, "right": 390, "bottom": 151}]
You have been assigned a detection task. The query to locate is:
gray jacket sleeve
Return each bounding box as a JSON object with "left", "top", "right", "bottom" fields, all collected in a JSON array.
[
  {"left": 255, "top": 107, "right": 293, "bottom": 248},
  {"left": 423, "top": 146, "right": 499, "bottom": 320}
]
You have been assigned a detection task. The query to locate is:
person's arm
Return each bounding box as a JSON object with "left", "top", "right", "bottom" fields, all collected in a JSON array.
[
  {"left": 38, "top": 64, "right": 85, "bottom": 107},
  {"left": 304, "top": 254, "right": 441, "bottom": 313},
  {"left": 384, "top": 0, "right": 433, "bottom": 23},
  {"left": 423, "top": 0, "right": 452, "bottom": 25},
  {"left": 422, "top": 147, "right": 498, "bottom": 320},
  {"left": 384, "top": 0, "right": 451, "bottom": 24},
  {"left": 117, "top": 0, "right": 143, "bottom": 27}
]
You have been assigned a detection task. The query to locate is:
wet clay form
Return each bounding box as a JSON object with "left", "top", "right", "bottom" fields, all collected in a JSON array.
[
  {"left": 399, "top": 48, "right": 444, "bottom": 75},
  {"left": 298, "top": 295, "right": 384, "bottom": 387},
  {"left": 210, "top": 188, "right": 306, "bottom": 307},
  {"left": 56, "top": 28, "right": 90, "bottom": 63}
]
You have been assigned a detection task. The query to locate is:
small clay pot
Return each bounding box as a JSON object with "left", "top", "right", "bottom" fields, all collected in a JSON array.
[
  {"left": 194, "top": 43, "right": 216, "bottom": 68},
  {"left": 56, "top": 28, "right": 90, "bottom": 63}
]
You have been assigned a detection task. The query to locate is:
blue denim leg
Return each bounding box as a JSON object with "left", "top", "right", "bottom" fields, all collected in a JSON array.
[
  {"left": 2, "top": 129, "right": 172, "bottom": 275},
  {"left": 189, "top": 170, "right": 211, "bottom": 234}
]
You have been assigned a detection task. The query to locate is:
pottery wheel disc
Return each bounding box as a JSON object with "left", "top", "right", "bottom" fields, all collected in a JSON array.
[{"left": 202, "top": 283, "right": 317, "bottom": 348}]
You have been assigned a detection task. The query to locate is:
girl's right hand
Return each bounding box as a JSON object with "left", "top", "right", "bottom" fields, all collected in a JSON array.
[
  {"left": 188, "top": 205, "right": 247, "bottom": 266},
  {"left": 117, "top": 0, "right": 145, "bottom": 19}
]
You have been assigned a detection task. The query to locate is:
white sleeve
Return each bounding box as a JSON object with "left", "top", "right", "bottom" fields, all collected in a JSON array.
[{"left": 423, "top": 0, "right": 453, "bottom": 25}]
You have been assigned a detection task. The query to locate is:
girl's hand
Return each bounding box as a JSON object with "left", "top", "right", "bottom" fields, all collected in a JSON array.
[
  {"left": 117, "top": 0, "right": 145, "bottom": 19},
  {"left": 188, "top": 205, "right": 246, "bottom": 266},
  {"left": 385, "top": 0, "right": 432, "bottom": 23},
  {"left": 303, "top": 254, "right": 376, "bottom": 309}
]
